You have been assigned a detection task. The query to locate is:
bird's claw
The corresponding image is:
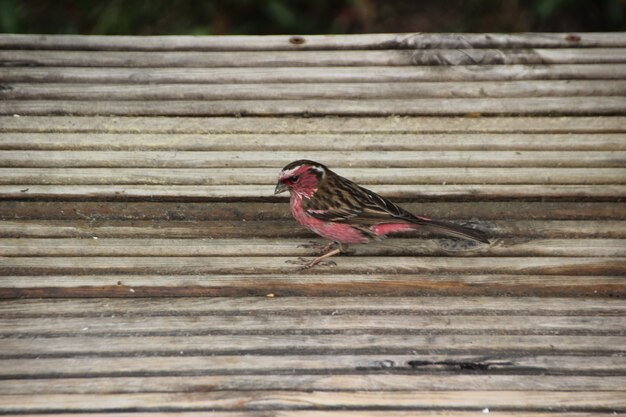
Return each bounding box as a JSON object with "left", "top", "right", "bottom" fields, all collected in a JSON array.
[{"left": 286, "top": 257, "right": 337, "bottom": 270}]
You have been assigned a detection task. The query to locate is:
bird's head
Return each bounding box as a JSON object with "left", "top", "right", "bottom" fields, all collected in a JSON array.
[{"left": 275, "top": 159, "right": 327, "bottom": 198}]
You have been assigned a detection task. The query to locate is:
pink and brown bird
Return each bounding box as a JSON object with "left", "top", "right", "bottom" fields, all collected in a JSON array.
[{"left": 275, "top": 159, "right": 490, "bottom": 269}]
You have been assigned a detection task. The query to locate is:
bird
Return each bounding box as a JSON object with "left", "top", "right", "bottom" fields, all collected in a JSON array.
[{"left": 274, "top": 159, "right": 490, "bottom": 269}]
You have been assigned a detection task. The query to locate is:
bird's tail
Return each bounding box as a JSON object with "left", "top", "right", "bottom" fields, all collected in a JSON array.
[{"left": 423, "top": 219, "right": 490, "bottom": 245}]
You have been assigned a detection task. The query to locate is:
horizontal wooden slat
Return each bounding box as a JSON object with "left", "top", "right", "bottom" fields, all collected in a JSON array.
[
  {"left": 2, "top": 151, "right": 622, "bottom": 168},
  {"left": 1, "top": 274, "right": 623, "bottom": 298},
  {"left": 2, "top": 184, "right": 624, "bottom": 199},
  {"left": 3, "top": 334, "right": 625, "bottom": 356},
  {"left": 1, "top": 133, "right": 624, "bottom": 151},
  {"left": 0, "top": 238, "right": 624, "bottom": 258},
  {"left": 2, "top": 297, "right": 623, "bottom": 317},
  {"left": 2, "top": 375, "right": 625, "bottom": 394},
  {"left": 3, "top": 64, "right": 626, "bottom": 84},
  {"left": 3, "top": 33, "right": 625, "bottom": 50},
  {"left": 1, "top": 354, "right": 622, "bottom": 377},
  {"left": 1, "top": 256, "right": 623, "bottom": 275},
  {"left": 0, "top": 413, "right": 614, "bottom": 417},
  {"left": 1, "top": 168, "right": 624, "bottom": 185},
  {"left": 1, "top": 220, "right": 622, "bottom": 239},
  {"left": 2, "top": 201, "right": 622, "bottom": 221},
  {"left": 3, "top": 81, "right": 626, "bottom": 100},
  {"left": 0, "top": 391, "right": 623, "bottom": 412},
  {"left": 3, "top": 97, "right": 626, "bottom": 116},
  {"left": 2, "top": 314, "right": 620, "bottom": 335},
  {"left": 3, "top": 49, "right": 626, "bottom": 67},
  {"left": 2, "top": 116, "right": 624, "bottom": 134}
]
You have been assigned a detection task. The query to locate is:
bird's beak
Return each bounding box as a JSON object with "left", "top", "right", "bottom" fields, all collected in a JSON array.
[{"left": 274, "top": 182, "right": 288, "bottom": 195}]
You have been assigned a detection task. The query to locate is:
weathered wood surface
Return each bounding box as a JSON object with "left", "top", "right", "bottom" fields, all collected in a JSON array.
[
  {"left": 0, "top": 413, "right": 616, "bottom": 417},
  {"left": 3, "top": 64, "right": 626, "bottom": 83},
  {"left": 2, "top": 168, "right": 625, "bottom": 184},
  {"left": 4, "top": 81, "right": 626, "bottom": 99},
  {"left": 2, "top": 238, "right": 625, "bottom": 257},
  {"left": 2, "top": 133, "right": 625, "bottom": 151},
  {"left": 0, "top": 32, "right": 625, "bottom": 414},
  {"left": 3, "top": 115, "right": 624, "bottom": 132},
  {"left": 0, "top": 413, "right": 617, "bottom": 417},
  {"left": 0, "top": 391, "right": 623, "bottom": 413},
  {"left": 3, "top": 97, "right": 626, "bottom": 115},
  {"left": 2, "top": 33, "right": 625, "bottom": 49},
  {"left": 2, "top": 49, "right": 626, "bottom": 67}
]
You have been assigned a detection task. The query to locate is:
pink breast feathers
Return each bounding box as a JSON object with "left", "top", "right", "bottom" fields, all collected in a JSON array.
[{"left": 290, "top": 194, "right": 369, "bottom": 244}]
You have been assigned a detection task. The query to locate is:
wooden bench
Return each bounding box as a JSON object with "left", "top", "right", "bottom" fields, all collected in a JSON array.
[{"left": 0, "top": 33, "right": 625, "bottom": 414}]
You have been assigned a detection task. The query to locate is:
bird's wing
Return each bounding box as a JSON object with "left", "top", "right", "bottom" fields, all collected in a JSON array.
[{"left": 304, "top": 175, "right": 428, "bottom": 225}]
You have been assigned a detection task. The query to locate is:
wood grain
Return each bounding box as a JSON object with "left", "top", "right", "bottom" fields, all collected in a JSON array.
[
  {"left": 2, "top": 133, "right": 625, "bottom": 151},
  {"left": 2, "top": 168, "right": 625, "bottom": 185},
  {"left": 0, "top": 391, "right": 623, "bottom": 412},
  {"left": 2, "top": 49, "right": 626, "bottom": 67},
  {"left": 1, "top": 375, "right": 624, "bottom": 394},
  {"left": 0, "top": 412, "right": 613, "bottom": 417},
  {"left": 1, "top": 238, "right": 624, "bottom": 257},
  {"left": 2, "top": 116, "right": 624, "bottom": 133},
  {"left": 1, "top": 32, "right": 624, "bottom": 414},
  {"left": 2, "top": 297, "right": 623, "bottom": 316},
  {"left": 1, "top": 256, "right": 624, "bottom": 276},
  {"left": 2, "top": 354, "right": 623, "bottom": 377},
  {"left": 2, "top": 314, "right": 621, "bottom": 335},
  {"left": 3, "top": 334, "right": 625, "bottom": 356},
  {"left": 1, "top": 274, "right": 623, "bottom": 297},
  {"left": 1, "top": 220, "right": 623, "bottom": 239},
  {"left": 3, "top": 184, "right": 625, "bottom": 200},
  {"left": 2, "top": 32, "right": 625, "bottom": 50},
  {"left": 2, "top": 150, "right": 622, "bottom": 168},
  {"left": 3, "top": 97, "right": 626, "bottom": 116},
  {"left": 2, "top": 201, "right": 622, "bottom": 221},
  {"left": 3, "top": 64, "right": 626, "bottom": 85},
  {"left": 4, "top": 81, "right": 626, "bottom": 100}
]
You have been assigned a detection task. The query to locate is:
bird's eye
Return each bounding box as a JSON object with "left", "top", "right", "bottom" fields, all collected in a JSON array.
[{"left": 288, "top": 175, "right": 299, "bottom": 182}]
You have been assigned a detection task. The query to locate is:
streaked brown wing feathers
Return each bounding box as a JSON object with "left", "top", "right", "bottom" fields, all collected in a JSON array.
[{"left": 305, "top": 171, "right": 423, "bottom": 225}]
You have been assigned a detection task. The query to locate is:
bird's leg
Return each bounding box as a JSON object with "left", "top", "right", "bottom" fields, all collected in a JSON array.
[
  {"left": 287, "top": 243, "right": 349, "bottom": 270},
  {"left": 297, "top": 240, "right": 337, "bottom": 255}
]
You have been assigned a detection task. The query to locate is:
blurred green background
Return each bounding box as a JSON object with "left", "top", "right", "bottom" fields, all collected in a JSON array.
[{"left": 1, "top": 0, "right": 624, "bottom": 35}]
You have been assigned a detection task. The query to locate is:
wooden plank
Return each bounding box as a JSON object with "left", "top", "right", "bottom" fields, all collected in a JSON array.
[
  {"left": 4, "top": 81, "right": 626, "bottom": 100},
  {"left": 3, "top": 64, "right": 625, "bottom": 84},
  {"left": 0, "top": 391, "right": 623, "bottom": 412},
  {"left": 1, "top": 256, "right": 623, "bottom": 276},
  {"left": 2, "top": 314, "right": 620, "bottom": 336},
  {"left": 2, "top": 354, "right": 623, "bottom": 377},
  {"left": 2, "top": 375, "right": 625, "bottom": 394},
  {"left": 2, "top": 33, "right": 625, "bottom": 50},
  {"left": 1, "top": 150, "right": 622, "bottom": 168},
  {"left": 2, "top": 184, "right": 624, "bottom": 199},
  {"left": 1, "top": 220, "right": 622, "bottom": 239},
  {"left": 2, "top": 116, "right": 624, "bottom": 134},
  {"left": 2, "top": 133, "right": 625, "bottom": 151},
  {"left": 2, "top": 201, "right": 622, "bottom": 221},
  {"left": 2, "top": 49, "right": 625, "bottom": 67},
  {"left": 1, "top": 238, "right": 624, "bottom": 258},
  {"left": 0, "top": 413, "right": 614, "bottom": 417},
  {"left": 3, "top": 97, "right": 626, "bottom": 116},
  {"left": 2, "top": 297, "right": 623, "bottom": 317},
  {"left": 1, "top": 274, "right": 623, "bottom": 297},
  {"left": 1, "top": 168, "right": 624, "bottom": 185},
  {"left": 3, "top": 334, "right": 625, "bottom": 356}
]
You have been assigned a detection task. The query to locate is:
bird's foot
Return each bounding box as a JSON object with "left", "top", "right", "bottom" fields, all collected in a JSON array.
[
  {"left": 286, "top": 247, "right": 344, "bottom": 270},
  {"left": 286, "top": 257, "right": 337, "bottom": 270},
  {"left": 297, "top": 240, "right": 337, "bottom": 255}
]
